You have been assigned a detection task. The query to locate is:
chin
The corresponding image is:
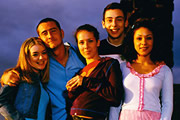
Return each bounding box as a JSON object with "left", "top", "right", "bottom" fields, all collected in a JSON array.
[{"left": 38, "top": 66, "right": 46, "bottom": 70}]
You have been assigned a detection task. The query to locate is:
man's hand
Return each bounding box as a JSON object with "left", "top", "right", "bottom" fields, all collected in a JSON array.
[
  {"left": 66, "top": 75, "right": 83, "bottom": 91},
  {"left": 1, "top": 69, "right": 20, "bottom": 87}
]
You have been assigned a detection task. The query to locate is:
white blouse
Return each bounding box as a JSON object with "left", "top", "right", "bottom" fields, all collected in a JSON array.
[{"left": 121, "top": 62, "right": 173, "bottom": 120}]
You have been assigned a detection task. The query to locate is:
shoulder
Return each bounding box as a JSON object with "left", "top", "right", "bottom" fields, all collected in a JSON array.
[
  {"left": 99, "top": 39, "right": 108, "bottom": 49},
  {"left": 160, "top": 65, "right": 172, "bottom": 74},
  {"left": 100, "top": 39, "right": 108, "bottom": 44},
  {"left": 101, "top": 57, "right": 119, "bottom": 66},
  {"left": 64, "top": 42, "right": 77, "bottom": 52}
]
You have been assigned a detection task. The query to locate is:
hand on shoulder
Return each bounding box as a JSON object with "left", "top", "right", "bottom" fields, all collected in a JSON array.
[{"left": 1, "top": 68, "right": 20, "bottom": 87}]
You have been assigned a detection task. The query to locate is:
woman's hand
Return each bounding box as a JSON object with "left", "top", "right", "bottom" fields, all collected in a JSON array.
[{"left": 66, "top": 75, "right": 83, "bottom": 91}]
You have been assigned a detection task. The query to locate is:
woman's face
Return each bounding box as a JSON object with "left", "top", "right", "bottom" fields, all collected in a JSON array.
[
  {"left": 28, "top": 44, "right": 48, "bottom": 72},
  {"left": 77, "top": 30, "right": 100, "bottom": 60},
  {"left": 134, "top": 27, "right": 153, "bottom": 57}
]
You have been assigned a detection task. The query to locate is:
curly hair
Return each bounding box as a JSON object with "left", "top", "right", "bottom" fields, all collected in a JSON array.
[{"left": 122, "top": 18, "right": 165, "bottom": 64}]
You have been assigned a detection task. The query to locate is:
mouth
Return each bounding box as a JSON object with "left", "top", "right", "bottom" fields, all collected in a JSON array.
[
  {"left": 37, "top": 61, "right": 46, "bottom": 65},
  {"left": 110, "top": 28, "right": 119, "bottom": 33},
  {"left": 140, "top": 47, "right": 148, "bottom": 51},
  {"left": 84, "top": 50, "right": 91, "bottom": 54}
]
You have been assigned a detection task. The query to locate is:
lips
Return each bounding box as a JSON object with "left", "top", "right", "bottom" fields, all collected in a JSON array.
[
  {"left": 140, "top": 47, "right": 148, "bottom": 51},
  {"left": 110, "top": 28, "right": 119, "bottom": 33},
  {"left": 84, "top": 51, "right": 91, "bottom": 54},
  {"left": 37, "top": 61, "right": 46, "bottom": 65}
]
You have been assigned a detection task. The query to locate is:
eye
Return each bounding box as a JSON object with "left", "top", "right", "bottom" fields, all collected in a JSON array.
[
  {"left": 116, "top": 18, "right": 123, "bottom": 22},
  {"left": 146, "top": 36, "right": 153, "bottom": 40},
  {"left": 88, "top": 39, "right": 94, "bottom": 43},
  {"left": 42, "top": 51, "right": 47, "bottom": 55},
  {"left": 32, "top": 53, "right": 38, "bottom": 57},
  {"left": 50, "top": 28, "right": 57, "bottom": 33},
  {"left": 136, "top": 37, "right": 142, "bottom": 40},
  {"left": 78, "top": 41, "right": 84, "bottom": 45},
  {"left": 42, "top": 31, "right": 47, "bottom": 36},
  {"left": 105, "top": 19, "right": 112, "bottom": 23}
]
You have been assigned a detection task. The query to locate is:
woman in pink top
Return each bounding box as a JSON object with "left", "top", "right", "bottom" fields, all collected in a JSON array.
[{"left": 119, "top": 18, "right": 173, "bottom": 120}]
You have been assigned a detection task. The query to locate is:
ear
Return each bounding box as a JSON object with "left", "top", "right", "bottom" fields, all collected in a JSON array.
[
  {"left": 102, "top": 20, "right": 105, "bottom": 29},
  {"left": 97, "top": 40, "right": 100, "bottom": 47},
  {"left": 60, "top": 29, "right": 64, "bottom": 38}
]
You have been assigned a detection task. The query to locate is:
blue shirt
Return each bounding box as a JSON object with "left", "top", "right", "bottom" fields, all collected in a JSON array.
[
  {"left": 25, "top": 83, "right": 49, "bottom": 120},
  {"left": 45, "top": 46, "right": 84, "bottom": 120}
]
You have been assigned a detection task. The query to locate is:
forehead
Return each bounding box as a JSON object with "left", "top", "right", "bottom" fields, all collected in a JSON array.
[
  {"left": 37, "top": 21, "right": 58, "bottom": 32},
  {"left": 105, "top": 9, "right": 124, "bottom": 18},
  {"left": 30, "top": 44, "right": 45, "bottom": 52},
  {"left": 134, "top": 27, "right": 153, "bottom": 36},
  {"left": 77, "top": 30, "right": 95, "bottom": 40}
]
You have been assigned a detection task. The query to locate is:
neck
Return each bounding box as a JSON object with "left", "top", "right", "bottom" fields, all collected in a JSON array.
[
  {"left": 135, "top": 55, "right": 153, "bottom": 65},
  {"left": 53, "top": 44, "right": 66, "bottom": 58},
  {"left": 108, "top": 33, "right": 125, "bottom": 46},
  {"left": 86, "top": 56, "right": 101, "bottom": 65},
  {"left": 52, "top": 44, "right": 69, "bottom": 66}
]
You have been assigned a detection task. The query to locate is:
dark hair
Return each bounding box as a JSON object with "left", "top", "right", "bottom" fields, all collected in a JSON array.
[
  {"left": 122, "top": 18, "right": 164, "bottom": 63},
  {"left": 74, "top": 24, "right": 99, "bottom": 42},
  {"left": 36, "top": 18, "right": 61, "bottom": 35},
  {"left": 103, "top": 2, "right": 127, "bottom": 21}
]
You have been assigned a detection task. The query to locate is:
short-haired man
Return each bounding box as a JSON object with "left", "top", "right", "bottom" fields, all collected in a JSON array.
[
  {"left": 2, "top": 18, "right": 85, "bottom": 120},
  {"left": 98, "top": 2, "right": 128, "bottom": 63},
  {"left": 37, "top": 18, "right": 84, "bottom": 120},
  {"left": 98, "top": 2, "right": 128, "bottom": 120}
]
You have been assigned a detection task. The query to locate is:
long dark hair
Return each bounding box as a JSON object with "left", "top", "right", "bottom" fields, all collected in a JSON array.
[{"left": 122, "top": 18, "right": 164, "bottom": 64}]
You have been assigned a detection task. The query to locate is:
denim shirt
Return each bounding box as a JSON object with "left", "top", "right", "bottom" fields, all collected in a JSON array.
[{"left": 0, "top": 75, "right": 41, "bottom": 120}]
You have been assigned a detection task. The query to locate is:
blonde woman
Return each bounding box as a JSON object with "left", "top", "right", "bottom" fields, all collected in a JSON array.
[{"left": 0, "top": 37, "right": 49, "bottom": 120}]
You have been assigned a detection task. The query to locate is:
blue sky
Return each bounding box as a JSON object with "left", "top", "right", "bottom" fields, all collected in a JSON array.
[{"left": 0, "top": 0, "right": 179, "bottom": 83}]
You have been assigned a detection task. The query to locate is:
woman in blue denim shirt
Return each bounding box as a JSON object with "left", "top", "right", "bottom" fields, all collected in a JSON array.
[{"left": 0, "top": 37, "right": 49, "bottom": 120}]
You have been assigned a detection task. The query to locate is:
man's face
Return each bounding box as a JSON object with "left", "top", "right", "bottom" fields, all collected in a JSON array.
[
  {"left": 102, "top": 9, "right": 127, "bottom": 39},
  {"left": 37, "top": 21, "right": 64, "bottom": 49}
]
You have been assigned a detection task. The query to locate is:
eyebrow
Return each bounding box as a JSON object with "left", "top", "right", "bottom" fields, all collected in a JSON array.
[
  {"left": 32, "top": 51, "right": 39, "bottom": 54},
  {"left": 105, "top": 16, "right": 124, "bottom": 19},
  {"left": 41, "top": 27, "right": 57, "bottom": 34},
  {"left": 136, "top": 34, "right": 153, "bottom": 36}
]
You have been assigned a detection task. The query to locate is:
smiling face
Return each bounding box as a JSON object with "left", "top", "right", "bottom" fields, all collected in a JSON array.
[
  {"left": 134, "top": 27, "right": 154, "bottom": 57},
  {"left": 102, "top": 9, "right": 127, "bottom": 40},
  {"left": 37, "top": 21, "right": 64, "bottom": 49},
  {"left": 77, "top": 30, "right": 100, "bottom": 62},
  {"left": 29, "top": 44, "right": 48, "bottom": 72}
]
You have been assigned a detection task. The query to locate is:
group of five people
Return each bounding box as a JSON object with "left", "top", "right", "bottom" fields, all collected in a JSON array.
[{"left": 0, "top": 2, "right": 173, "bottom": 120}]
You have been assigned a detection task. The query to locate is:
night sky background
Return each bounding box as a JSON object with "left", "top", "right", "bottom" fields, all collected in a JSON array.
[{"left": 0, "top": 0, "right": 180, "bottom": 83}]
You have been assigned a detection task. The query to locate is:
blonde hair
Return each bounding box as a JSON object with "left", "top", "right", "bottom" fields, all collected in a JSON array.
[{"left": 16, "top": 37, "right": 49, "bottom": 83}]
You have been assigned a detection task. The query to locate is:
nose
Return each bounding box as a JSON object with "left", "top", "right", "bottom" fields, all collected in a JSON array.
[
  {"left": 84, "top": 41, "right": 89, "bottom": 49},
  {"left": 47, "top": 31, "right": 52, "bottom": 39},
  {"left": 111, "top": 19, "right": 116, "bottom": 27},
  {"left": 39, "top": 54, "right": 44, "bottom": 60},
  {"left": 141, "top": 38, "right": 147, "bottom": 45}
]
